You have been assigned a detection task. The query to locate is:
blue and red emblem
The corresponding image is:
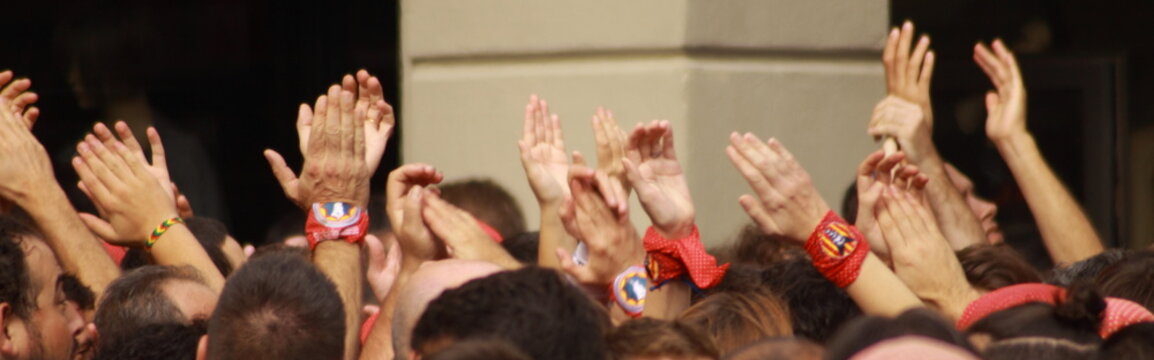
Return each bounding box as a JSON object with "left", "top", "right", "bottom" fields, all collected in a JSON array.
[{"left": 612, "top": 265, "right": 649, "bottom": 318}]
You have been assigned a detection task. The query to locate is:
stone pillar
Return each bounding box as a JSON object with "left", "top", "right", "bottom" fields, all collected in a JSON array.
[{"left": 401, "top": 0, "right": 888, "bottom": 246}]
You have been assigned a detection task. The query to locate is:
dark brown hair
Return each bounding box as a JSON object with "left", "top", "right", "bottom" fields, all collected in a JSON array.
[
  {"left": 608, "top": 318, "right": 719, "bottom": 360},
  {"left": 957, "top": 244, "right": 1041, "bottom": 291},
  {"left": 679, "top": 289, "right": 792, "bottom": 355}
]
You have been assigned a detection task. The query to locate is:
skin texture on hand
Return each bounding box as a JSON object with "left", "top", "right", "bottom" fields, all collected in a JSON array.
[
  {"left": 725, "top": 133, "right": 828, "bottom": 243},
  {"left": 881, "top": 21, "right": 935, "bottom": 126},
  {"left": 387, "top": 165, "right": 445, "bottom": 268},
  {"left": 876, "top": 182, "right": 980, "bottom": 321},
  {"left": 555, "top": 164, "right": 643, "bottom": 286},
  {"left": 0, "top": 70, "right": 41, "bottom": 128},
  {"left": 624, "top": 120, "right": 695, "bottom": 239},
  {"left": 296, "top": 85, "right": 371, "bottom": 207},
  {"left": 517, "top": 95, "right": 577, "bottom": 268},
  {"left": 265, "top": 70, "right": 394, "bottom": 209},
  {"left": 975, "top": 40, "right": 1104, "bottom": 265},
  {"left": 593, "top": 107, "right": 630, "bottom": 193},
  {"left": 854, "top": 150, "right": 929, "bottom": 263},
  {"left": 422, "top": 189, "right": 521, "bottom": 270}
]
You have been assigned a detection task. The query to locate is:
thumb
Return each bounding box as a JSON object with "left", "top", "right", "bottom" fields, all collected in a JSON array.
[
  {"left": 263, "top": 149, "right": 300, "bottom": 200},
  {"left": 556, "top": 247, "right": 593, "bottom": 283},
  {"left": 365, "top": 234, "right": 386, "bottom": 273},
  {"left": 77, "top": 213, "right": 119, "bottom": 243}
]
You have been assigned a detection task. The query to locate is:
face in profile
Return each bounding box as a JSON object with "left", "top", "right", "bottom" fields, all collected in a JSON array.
[
  {"left": 944, "top": 164, "right": 1003, "bottom": 244},
  {"left": 5, "top": 238, "right": 89, "bottom": 360}
]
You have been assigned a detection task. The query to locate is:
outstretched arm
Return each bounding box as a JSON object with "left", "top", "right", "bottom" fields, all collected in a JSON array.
[
  {"left": 0, "top": 73, "right": 118, "bottom": 299},
  {"left": 872, "top": 21, "right": 986, "bottom": 249},
  {"left": 518, "top": 95, "right": 575, "bottom": 268},
  {"left": 726, "top": 133, "right": 923, "bottom": 317},
  {"left": 975, "top": 40, "right": 1103, "bottom": 265}
]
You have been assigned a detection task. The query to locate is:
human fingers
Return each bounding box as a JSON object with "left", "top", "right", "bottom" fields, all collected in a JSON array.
[
  {"left": 894, "top": 21, "right": 914, "bottom": 93},
  {"left": 263, "top": 149, "right": 301, "bottom": 201},
  {"left": 907, "top": 35, "right": 930, "bottom": 89},
  {"left": 882, "top": 27, "right": 900, "bottom": 92},
  {"left": 84, "top": 136, "right": 132, "bottom": 183},
  {"left": 72, "top": 155, "right": 114, "bottom": 205},
  {"left": 0, "top": 77, "right": 30, "bottom": 100},
  {"left": 145, "top": 127, "right": 169, "bottom": 172},
  {"left": 918, "top": 51, "right": 936, "bottom": 96},
  {"left": 111, "top": 121, "right": 146, "bottom": 162},
  {"left": 658, "top": 120, "right": 677, "bottom": 160},
  {"left": 522, "top": 96, "right": 537, "bottom": 144},
  {"left": 308, "top": 94, "right": 329, "bottom": 153},
  {"left": 738, "top": 194, "right": 778, "bottom": 235},
  {"left": 77, "top": 213, "right": 119, "bottom": 241},
  {"left": 726, "top": 142, "right": 777, "bottom": 202}
]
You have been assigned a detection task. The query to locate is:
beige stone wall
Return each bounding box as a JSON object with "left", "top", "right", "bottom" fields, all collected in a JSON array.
[{"left": 401, "top": 0, "right": 888, "bottom": 246}]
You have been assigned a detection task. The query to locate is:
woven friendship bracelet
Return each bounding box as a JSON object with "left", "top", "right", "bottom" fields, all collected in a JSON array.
[
  {"left": 147, "top": 217, "right": 185, "bottom": 249},
  {"left": 803, "top": 211, "right": 869, "bottom": 288}
]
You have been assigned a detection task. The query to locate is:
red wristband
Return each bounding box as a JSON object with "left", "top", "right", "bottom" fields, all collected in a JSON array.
[
  {"left": 803, "top": 211, "right": 869, "bottom": 288},
  {"left": 643, "top": 225, "right": 729, "bottom": 290},
  {"left": 305, "top": 202, "right": 369, "bottom": 251}
]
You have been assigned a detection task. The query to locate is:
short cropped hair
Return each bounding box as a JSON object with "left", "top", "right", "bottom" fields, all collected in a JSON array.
[
  {"left": 94, "top": 319, "right": 206, "bottom": 360},
  {"left": 438, "top": 178, "right": 525, "bottom": 240},
  {"left": 411, "top": 267, "right": 610, "bottom": 359},
  {"left": 0, "top": 215, "right": 39, "bottom": 320},
  {"left": 94, "top": 265, "right": 207, "bottom": 354},
  {"left": 207, "top": 252, "right": 346, "bottom": 360}
]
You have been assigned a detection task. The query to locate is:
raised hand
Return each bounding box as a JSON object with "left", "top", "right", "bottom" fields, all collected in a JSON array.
[
  {"left": 0, "top": 89, "right": 54, "bottom": 203},
  {"left": 365, "top": 234, "right": 402, "bottom": 303},
  {"left": 726, "top": 133, "right": 828, "bottom": 242},
  {"left": 518, "top": 95, "right": 570, "bottom": 205},
  {"left": 593, "top": 107, "right": 630, "bottom": 193},
  {"left": 556, "top": 163, "right": 642, "bottom": 285},
  {"left": 293, "top": 85, "right": 371, "bottom": 207},
  {"left": 0, "top": 70, "right": 40, "bottom": 128},
  {"left": 882, "top": 21, "right": 935, "bottom": 126},
  {"left": 387, "top": 165, "right": 444, "bottom": 265},
  {"left": 72, "top": 136, "right": 177, "bottom": 246},
  {"left": 90, "top": 121, "right": 174, "bottom": 203},
  {"left": 876, "top": 180, "right": 978, "bottom": 320},
  {"left": 422, "top": 189, "right": 520, "bottom": 269},
  {"left": 974, "top": 40, "right": 1027, "bottom": 143},
  {"left": 266, "top": 71, "right": 394, "bottom": 208},
  {"left": 854, "top": 150, "right": 929, "bottom": 262},
  {"left": 623, "top": 120, "right": 694, "bottom": 239}
]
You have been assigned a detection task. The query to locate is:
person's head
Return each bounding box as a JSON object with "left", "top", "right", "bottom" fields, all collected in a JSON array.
[
  {"left": 202, "top": 252, "right": 345, "bottom": 360},
  {"left": 1097, "top": 322, "right": 1154, "bottom": 359},
  {"left": 94, "top": 265, "right": 216, "bottom": 357},
  {"left": 607, "top": 318, "right": 718, "bottom": 360},
  {"left": 422, "top": 340, "right": 530, "bottom": 360},
  {"left": 93, "top": 320, "right": 206, "bottom": 360},
  {"left": 1048, "top": 249, "right": 1126, "bottom": 287},
  {"left": 1094, "top": 250, "right": 1154, "bottom": 311},
  {"left": 825, "top": 308, "right": 974, "bottom": 360},
  {"left": 0, "top": 215, "right": 88, "bottom": 360},
  {"left": 722, "top": 337, "right": 823, "bottom": 360},
  {"left": 120, "top": 217, "right": 236, "bottom": 277},
  {"left": 678, "top": 289, "right": 792, "bottom": 355},
  {"left": 943, "top": 164, "right": 1002, "bottom": 244},
  {"left": 391, "top": 260, "right": 503, "bottom": 359},
  {"left": 501, "top": 232, "right": 539, "bottom": 265},
  {"left": 725, "top": 224, "right": 799, "bottom": 269},
  {"left": 761, "top": 256, "right": 861, "bottom": 343},
  {"left": 437, "top": 179, "right": 525, "bottom": 240},
  {"left": 411, "top": 267, "right": 611, "bottom": 360},
  {"left": 956, "top": 244, "right": 1041, "bottom": 292},
  {"left": 967, "top": 282, "right": 1105, "bottom": 357}
]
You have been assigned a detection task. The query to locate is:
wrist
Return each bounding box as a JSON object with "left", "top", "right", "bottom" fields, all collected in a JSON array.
[
  {"left": 655, "top": 218, "right": 695, "bottom": 240},
  {"left": 991, "top": 130, "right": 1033, "bottom": 149}
]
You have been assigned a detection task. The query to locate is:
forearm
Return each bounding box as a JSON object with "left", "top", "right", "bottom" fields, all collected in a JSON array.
[
  {"left": 641, "top": 281, "right": 690, "bottom": 320},
  {"left": 920, "top": 163, "right": 986, "bottom": 250},
  {"left": 359, "top": 306, "right": 394, "bottom": 360},
  {"left": 995, "top": 132, "right": 1103, "bottom": 264},
  {"left": 18, "top": 185, "right": 119, "bottom": 298},
  {"left": 845, "top": 253, "right": 924, "bottom": 317},
  {"left": 149, "top": 224, "right": 226, "bottom": 292},
  {"left": 536, "top": 203, "right": 572, "bottom": 268},
  {"left": 313, "top": 241, "right": 365, "bottom": 360}
]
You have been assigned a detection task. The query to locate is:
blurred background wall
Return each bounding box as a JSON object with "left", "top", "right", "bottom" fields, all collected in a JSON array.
[{"left": 399, "top": 0, "right": 888, "bottom": 246}]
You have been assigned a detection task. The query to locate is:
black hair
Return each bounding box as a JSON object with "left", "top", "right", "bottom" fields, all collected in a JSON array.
[
  {"left": 501, "top": 231, "right": 539, "bottom": 265},
  {"left": 423, "top": 339, "right": 532, "bottom": 360},
  {"left": 61, "top": 273, "right": 95, "bottom": 311},
  {"left": 207, "top": 252, "right": 345, "bottom": 360},
  {"left": 761, "top": 255, "right": 861, "bottom": 343},
  {"left": 1096, "top": 322, "right": 1154, "bottom": 360},
  {"left": 93, "top": 319, "right": 206, "bottom": 360},
  {"left": 411, "top": 267, "right": 610, "bottom": 359},
  {"left": 1047, "top": 249, "right": 1126, "bottom": 287},
  {"left": 94, "top": 265, "right": 207, "bottom": 354},
  {"left": 1094, "top": 250, "right": 1154, "bottom": 311},
  {"left": 968, "top": 280, "right": 1105, "bottom": 346},
  {"left": 0, "top": 215, "right": 37, "bottom": 320},
  {"left": 825, "top": 308, "right": 975, "bottom": 360}
]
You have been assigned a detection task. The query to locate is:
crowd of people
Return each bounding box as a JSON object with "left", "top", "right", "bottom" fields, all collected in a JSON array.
[{"left": 1, "top": 21, "right": 1151, "bottom": 360}]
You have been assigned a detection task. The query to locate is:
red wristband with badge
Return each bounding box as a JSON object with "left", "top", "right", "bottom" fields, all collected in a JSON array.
[
  {"left": 643, "top": 225, "right": 729, "bottom": 290},
  {"left": 305, "top": 201, "right": 369, "bottom": 250},
  {"left": 804, "top": 210, "right": 869, "bottom": 288}
]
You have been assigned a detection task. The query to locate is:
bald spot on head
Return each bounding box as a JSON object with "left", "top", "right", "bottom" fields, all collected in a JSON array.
[{"left": 391, "top": 259, "right": 503, "bottom": 358}]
